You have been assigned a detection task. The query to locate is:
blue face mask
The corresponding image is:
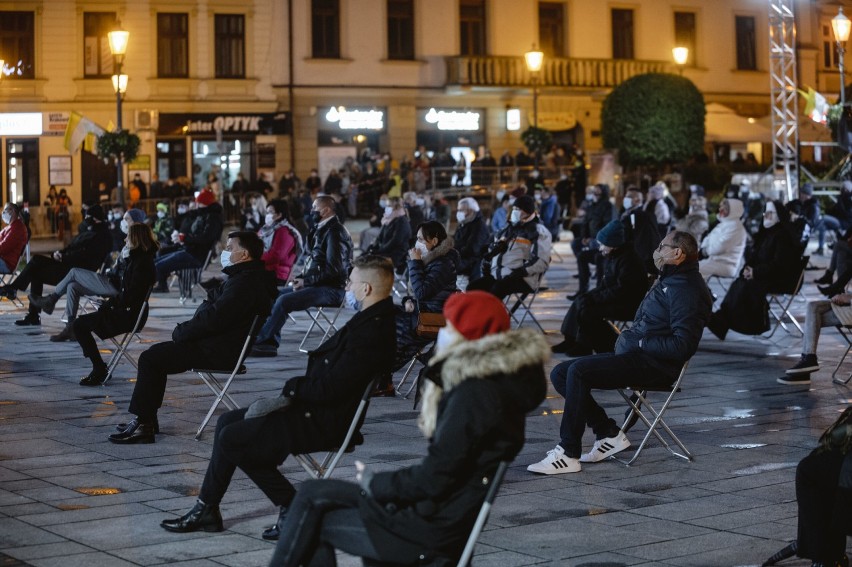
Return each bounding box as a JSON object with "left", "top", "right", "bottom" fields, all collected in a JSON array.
[
  {"left": 345, "top": 289, "right": 361, "bottom": 311},
  {"left": 220, "top": 250, "right": 232, "bottom": 268}
]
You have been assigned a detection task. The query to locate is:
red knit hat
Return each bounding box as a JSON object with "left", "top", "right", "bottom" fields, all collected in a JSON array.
[
  {"left": 442, "top": 291, "right": 511, "bottom": 341},
  {"left": 196, "top": 189, "right": 216, "bottom": 206}
]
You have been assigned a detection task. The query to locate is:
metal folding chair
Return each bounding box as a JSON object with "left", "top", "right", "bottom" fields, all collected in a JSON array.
[
  {"left": 292, "top": 378, "right": 377, "bottom": 479},
  {"left": 456, "top": 461, "right": 510, "bottom": 567},
  {"left": 191, "top": 316, "right": 259, "bottom": 439},
  {"left": 298, "top": 301, "right": 345, "bottom": 353},
  {"left": 102, "top": 296, "right": 151, "bottom": 384},
  {"left": 615, "top": 361, "right": 692, "bottom": 466},
  {"left": 765, "top": 256, "right": 809, "bottom": 339},
  {"left": 178, "top": 248, "right": 215, "bottom": 305},
  {"left": 504, "top": 276, "right": 545, "bottom": 333},
  {"left": 832, "top": 325, "right": 852, "bottom": 385},
  {"left": 396, "top": 341, "right": 435, "bottom": 399},
  {"left": 0, "top": 246, "right": 29, "bottom": 309}
]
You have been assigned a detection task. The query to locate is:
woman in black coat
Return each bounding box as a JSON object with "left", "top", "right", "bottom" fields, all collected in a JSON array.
[
  {"left": 73, "top": 224, "right": 159, "bottom": 386},
  {"left": 707, "top": 199, "right": 800, "bottom": 339},
  {"left": 269, "top": 291, "right": 548, "bottom": 567},
  {"left": 367, "top": 196, "right": 412, "bottom": 272}
]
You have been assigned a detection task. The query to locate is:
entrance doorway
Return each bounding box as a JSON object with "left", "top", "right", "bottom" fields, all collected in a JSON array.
[{"left": 6, "top": 139, "right": 39, "bottom": 205}]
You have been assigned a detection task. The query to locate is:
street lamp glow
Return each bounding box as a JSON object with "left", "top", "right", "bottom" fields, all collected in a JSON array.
[
  {"left": 108, "top": 28, "right": 130, "bottom": 58},
  {"left": 524, "top": 46, "right": 544, "bottom": 73},
  {"left": 0, "top": 59, "right": 4, "bottom": 78},
  {"left": 833, "top": 8, "right": 851, "bottom": 44},
  {"left": 111, "top": 74, "right": 128, "bottom": 94},
  {"left": 672, "top": 46, "right": 689, "bottom": 66}
]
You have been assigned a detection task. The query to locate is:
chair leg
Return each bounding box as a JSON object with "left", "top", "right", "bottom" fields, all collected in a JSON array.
[
  {"left": 833, "top": 328, "right": 852, "bottom": 385},
  {"left": 616, "top": 388, "right": 692, "bottom": 466}
]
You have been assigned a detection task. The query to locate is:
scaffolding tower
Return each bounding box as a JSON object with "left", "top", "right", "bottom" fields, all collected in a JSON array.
[{"left": 769, "top": 0, "right": 799, "bottom": 201}]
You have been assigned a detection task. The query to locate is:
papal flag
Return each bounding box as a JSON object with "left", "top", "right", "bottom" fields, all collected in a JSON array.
[
  {"left": 798, "top": 86, "right": 829, "bottom": 124},
  {"left": 63, "top": 111, "right": 105, "bottom": 153}
]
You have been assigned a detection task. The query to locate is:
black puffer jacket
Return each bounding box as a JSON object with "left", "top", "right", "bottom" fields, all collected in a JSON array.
[
  {"left": 580, "top": 185, "right": 615, "bottom": 239},
  {"left": 746, "top": 221, "right": 800, "bottom": 293},
  {"left": 361, "top": 328, "right": 548, "bottom": 563},
  {"left": 369, "top": 216, "right": 412, "bottom": 271},
  {"left": 453, "top": 212, "right": 490, "bottom": 276},
  {"left": 62, "top": 221, "right": 112, "bottom": 271},
  {"left": 616, "top": 260, "right": 712, "bottom": 378},
  {"left": 183, "top": 203, "right": 224, "bottom": 262},
  {"left": 172, "top": 259, "right": 275, "bottom": 367},
  {"left": 408, "top": 237, "right": 459, "bottom": 314},
  {"left": 302, "top": 216, "right": 353, "bottom": 289}
]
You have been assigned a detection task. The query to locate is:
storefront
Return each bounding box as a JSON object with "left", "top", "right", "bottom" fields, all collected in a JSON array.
[
  {"left": 415, "top": 107, "right": 485, "bottom": 185},
  {"left": 316, "top": 106, "right": 386, "bottom": 178},
  {"left": 0, "top": 112, "right": 45, "bottom": 206}
]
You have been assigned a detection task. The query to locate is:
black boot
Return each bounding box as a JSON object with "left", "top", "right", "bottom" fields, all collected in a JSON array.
[
  {"left": 161, "top": 500, "right": 224, "bottom": 533},
  {"left": 28, "top": 293, "right": 59, "bottom": 315},
  {"left": 813, "top": 270, "right": 834, "bottom": 285},
  {"left": 14, "top": 312, "right": 40, "bottom": 326},
  {"left": 79, "top": 364, "right": 109, "bottom": 386},
  {"left": 50, "top": 322, "right": 76, "bottom": 342},
  {"left": 261, "top": 505, "right": 288, "bottom": 540},
  {"left": 818, "top": 283, "right": 842, "bottom": 298},
  {"left": 108, "top": 418, "right": 156, "bottom": 444}
]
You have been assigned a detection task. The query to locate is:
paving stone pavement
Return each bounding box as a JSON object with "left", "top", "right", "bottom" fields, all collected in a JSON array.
[{"left": 0, "top": 232, "right": 849, "bottom": 566}]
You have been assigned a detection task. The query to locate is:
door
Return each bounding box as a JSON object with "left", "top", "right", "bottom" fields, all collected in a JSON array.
[
  {"left": 81, "top": 148, "right": 118, "bottom": 204},
  {"left": 6, "top": 139, "right": 39, "bottom": 206}
]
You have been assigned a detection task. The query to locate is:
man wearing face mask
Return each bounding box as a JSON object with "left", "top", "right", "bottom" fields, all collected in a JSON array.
[
  {"left": 529, "top": 231, "right": 711, "bottom": 474},
  {"left": 619, "top": 187, "right": 661, "bottom": 267},
  {"left": 0, "top": 204, "right": 113, "bottom": 326},
  {"left": 453, "top": 197, "right": 490, "bottom": 281},
  {"left": 28, "top": 208, "right": 147, "bottom": 342},
  {"left": 250, "top": 195, "right": 353, "bottom": 357},
  {"left": 151, "top": 202, "right": 175, "bottom": 245},
  {"left": 469, "top": 195, "right": 551, "bottom": 299},
  {"left": 158, "top": 255, "right": 395, "bottom": 540},
  {"left": 108, "top": 231, "right": 275, "bottom": 444}
]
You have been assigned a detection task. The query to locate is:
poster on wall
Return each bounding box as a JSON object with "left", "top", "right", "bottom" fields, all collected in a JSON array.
[
  {"left": 48, "top": 156, "right": 72, "bottom": 186},
  {"left": 317, "top": 146, "right": 358, "bottom": 183}
]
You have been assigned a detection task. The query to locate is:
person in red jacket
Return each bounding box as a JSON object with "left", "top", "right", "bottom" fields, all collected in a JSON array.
[
  {"left": 0, "top": 202, "right": 28, "bottom": 274},
  {"left": 259, "top": 199, "right": 302, "bottom": 286}
]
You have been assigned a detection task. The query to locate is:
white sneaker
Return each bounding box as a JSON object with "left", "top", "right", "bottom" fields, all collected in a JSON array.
[
  {"left": 527, "top": 445, "right": 581, "bottom": 475},
  {"left": 580, "top": 432, "right": 631, "bottom": 463}
]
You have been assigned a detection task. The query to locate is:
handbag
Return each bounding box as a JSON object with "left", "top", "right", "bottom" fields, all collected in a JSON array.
[{"left": 416, "top": 312, "right": 446, "bottom": 339}]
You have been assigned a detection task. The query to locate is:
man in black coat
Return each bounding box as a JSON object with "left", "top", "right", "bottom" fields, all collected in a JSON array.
[
  {"left": 620, "top": 187, "right": 661, "bottom": 268},
  {"left": 453, "top": 197, "right": 490, "bottom": 281},
  {"left": 108, "top": 231, "right": 276, "bottom": 444},
  {"left": 0, "top": 204, "right": 112, "bottom": 326},
  {"left": 158, "top": 255, "right": 396, "bottom": 539},
  {"left": 250, "top": 195, "right": 353, "bottom": 356},
  {"left": 552, "top": 220, "right": 648, "bottom": 356},
  {"left": 570, "top": 184, "right": 615, "bottom": 297}
]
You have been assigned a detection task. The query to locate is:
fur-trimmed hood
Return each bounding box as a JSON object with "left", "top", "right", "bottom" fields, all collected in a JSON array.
[
  {"left": 418, "top": 328, "right": 549, "bottom": 436},
  {"left": 422, "top": 235, "right": 456, "bottom": 265}
]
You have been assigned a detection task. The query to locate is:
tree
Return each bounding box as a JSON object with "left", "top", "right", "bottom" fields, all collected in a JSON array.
[{"left": 601, "top": 73, "right": 705, "bottom": 167}]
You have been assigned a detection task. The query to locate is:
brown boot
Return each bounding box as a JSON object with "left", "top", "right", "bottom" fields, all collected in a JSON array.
[{"left": 50, "top": 323, "right": 75, "bottom": 342}]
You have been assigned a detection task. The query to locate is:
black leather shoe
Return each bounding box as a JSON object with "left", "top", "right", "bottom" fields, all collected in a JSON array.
[
  {"left": 0, "top": 285, "right": 17, "bottom": 300},
  {"left": 28, "top": 293, "right": 58, "bottom": 315},
  {"left": 108, "top": 419, "right": 155, "bottom": 444},
  {"left": 261, "top": 506, "right": 288, "bottom": 541},
  {"left": 813, "top": 271, "right": 834, "bottom": 285},
  {"left": 818, "top": 284, "right": 841, "bottom": 297},
  {"left": 566, "top": 291, "right": 586, "bottom": 301},
  {"left": 161, "top": 500, "right": 224, "bottom": 533},
  {"left": 79, "top": 367, "right": 109, "bottom": 387},
  {"left": 14, "top": 313, "right": 40, "bottom": 326},
  {"left": 551, "top": 340, "right": 574, "bottom": 354},
  {"left": 115, "top": 417, "right": 159, "bottom": 434}
]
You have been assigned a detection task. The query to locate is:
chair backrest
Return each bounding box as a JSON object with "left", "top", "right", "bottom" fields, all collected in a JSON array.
[
  {"left": 456, "top": 461, "right": 510, "bottom": 567},
  {"left": 770, "top": 255, "right": 809, "bottom": 296}
]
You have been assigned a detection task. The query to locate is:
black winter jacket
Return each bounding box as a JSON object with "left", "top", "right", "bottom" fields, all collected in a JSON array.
[
  {"left": 746, "top": 222, "right": 800, "bottom": 293},
  {"left": 172, "top": 259, "right": 275, "bottom": 367},
  {"left": 585, "top": 245, "right": 648, "bottom": 318},
  {"left": 580, "top": 186, "right": 615, "bottom": 239},
  {"left": 407, "top": 237, "right": 459, "bottom": 314},
  {"left": 361, "top": 329, "right": 548, "bottom": 563},
  {"left": 183, "top": 203, "right": 224, "bottom": 262},
  {"left": 616, "top": 260, "right": 712, "bottom": 378},
  {"left": 369, "top": 216, "right": 412, "bottom": 271},
  {"left": 281, "top": 297, "right": 396, "bottom": 448},
  {"left": 90, "top": 248, "right": 156, "bottom": 339},
  {"left": 302, "top": 216, "right": 353, "bottom": 289},
  {"left": 453, "top": 212, "right": 490, "bottom": 277},
  {"left": 61, "top": 221, "right": 113, "bottom": 271},
  {"left": 621, "top": 206, "right": 662, "bottom": 265}
]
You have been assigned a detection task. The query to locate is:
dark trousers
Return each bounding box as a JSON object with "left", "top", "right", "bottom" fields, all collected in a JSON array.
[
  {"left": 270, "top": 480, "right": 382, "bottom": 567},
  {"left": 199, "top": 408, "right": 302, "bottom": 508},
  {"left": 571, "top": 241, "right": 603, "bottom": 293},
  {"left": 155, "top": 250, "right": 201, "bottom": 287},
  {"left": 10, "top": 256, "right": 73, "bottom": 315},
  {"left": 551, "top": 353, "right": 677, "bottom": 457},
  {"left": 73, "top": 311, "right": 131, "bottom": 369},
  {"left": 796, "top": 449, "right": 848, "bottom": 563},
  {"left": 467, "top": 273, "right": 532, "bottom": 300},
  {"left": 127, "top": 341, "right": 220, "bottom": 422},
  {"left": 560, "top": 299, "right": 627, "bottom": 353}
]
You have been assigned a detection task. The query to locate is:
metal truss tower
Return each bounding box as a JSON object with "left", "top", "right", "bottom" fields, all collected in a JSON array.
[{"left": 769, "top": 0, "right": 799, "bottom": 201}]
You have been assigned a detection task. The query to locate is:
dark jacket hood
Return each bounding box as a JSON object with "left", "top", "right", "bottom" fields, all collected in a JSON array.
[{"left": 223, "top": 259, "right": 277, "bottom": 298}]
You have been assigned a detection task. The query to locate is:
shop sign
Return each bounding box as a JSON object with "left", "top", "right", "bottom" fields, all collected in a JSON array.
[
  {"left": 44, "top": 112, "right": 71, "bottom": 136},
  {"left": 324, "top": 106, "right": 384, "bottom": 130},
  {"left": 423, "top": 108, "right": 481, "bottom": 131},
  {"left": 528, "top": 111, "right": 577, "bottom": 131},
  {"left": 0, "top": 113, "right": 42, "bottom": 136},
  {"left": 158, "top": 112, "right": 291, "bottom": 136},
  {"left": 506, "top": 108, "right": 521, "bottom": 131}
]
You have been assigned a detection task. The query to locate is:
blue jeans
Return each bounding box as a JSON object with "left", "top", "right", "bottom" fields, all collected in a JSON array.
[
  {"left": 817, "top": 215, "right": 842, "bottom": 250},
  {"left": 155, "top": 250, "right": 201, "bottom": 287},
  {"left": 550, "top": 353, "right": 677, "bottom": 458},
  {"left": 256, "top": 285, "right": 345, "bottom": 347}
]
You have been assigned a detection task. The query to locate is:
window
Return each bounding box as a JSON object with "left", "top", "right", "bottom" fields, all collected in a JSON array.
[
  {"left": 539, "top": 2, "right": 565, "bottom": 57},
  {"left": 611, "top": 8, "right": 634, "bottom": 60},
  {"left": 158, "top": 13, "right": 189, "bottom": 78},
  {"left": 674, "top": 12, "right": 696, "bottom": 66},
  {"left": 312, "top": 0, "right": 340, "bottom": 59},
  {"left": 0, "top": 11, "right": 35, "bottom": 79},
  {"left": 84, "top": 12, "right": 117, "bottom": 77},
  {"left": 215, "top": 14, "right": 245, "bottom": 78},
  {"left": 735, "top": 15, "right": 757, "bottom": 70},
  {"left": 387, "top": 0, "right": 414, "bottom": 60},
  {"left": 460, "top": 0, "right": 486, "bottom": 56}
]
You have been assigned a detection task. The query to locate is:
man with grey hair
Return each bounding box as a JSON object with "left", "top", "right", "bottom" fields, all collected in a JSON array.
[{"left": 453, "top": 197, "right": 490, "bottom": 281}]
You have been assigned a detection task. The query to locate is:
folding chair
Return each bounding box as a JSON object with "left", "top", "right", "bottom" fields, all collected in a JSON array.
[
  {"left": 298, "top": 301, "right": 345, "bottom": 353},
  {"left": 614, "top": 361, "right": 692, "bottom": 466},
  {"left": 177, "top": 248, "right": 215, "bottom": 305},
  {"left": 292, "top": 378, "right": 377, "bottom": 479},
  {"left": 0, "top": 246, "right": 29, "bottom": 309},
  {"left": 191, "top": 316, "right": 259, "bottom": 439},
  {"left": 765, "top": 256, "right": 809, "bottom": 339},
  {"left": 395, "top": 342, "right": 435, "bottom": 399},
  {"left": 831, "top": 325, "right": 852, "bottom": 385},
  {"left": 455, "top": 460, "right": 510, "bottom": 567},
  {"left": 504, "top": 275, "right": 545, "bottom": 333},
  {"left": 102, "top": 296, "right": 152, "bottom": 384}
]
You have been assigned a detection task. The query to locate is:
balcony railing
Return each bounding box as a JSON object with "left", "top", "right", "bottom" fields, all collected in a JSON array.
[{"left": 446, "top": 55, "right": 676, "bottom": 89}]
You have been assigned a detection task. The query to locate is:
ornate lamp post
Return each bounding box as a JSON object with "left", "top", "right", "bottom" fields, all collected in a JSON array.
[
  {"left": 672, "top": 46, "right": 689, "bottom": 75},
  {"left": 833, "top": 7, "right": 851, "bottom": 107},
  {"left": 108, "top": 26, "right": 129, "bottom": 208},
  {"left": 524, "top": 45, "right": 544, "bottom": 168}
]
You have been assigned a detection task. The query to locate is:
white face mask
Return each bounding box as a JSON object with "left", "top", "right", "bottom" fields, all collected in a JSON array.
[
  {"left": 763, "top": 217, "right": 779, "bottom": 229},
  {"left": 384, "top": 206, "right": 394, "bottom": 216},
  {"left": 415, "top": 241, "right": 429, "bottom": 256},
  {"left": 220, "top": 250, "right": 232, "bottom": 268},
  {"left": 510, "top": 209, "right": 523, "bottom": 224},
  {"left": 265, "top": 213, "right": 275, "bottom": 226},
  {"left": 157, "top": 211, "right": 166, "bottom": 219},
  {"left": 586, "top": 193, "right": 595, "bottom": 202},
  {"left": 379, "top": 199, "right": 388, "bottom": 208},
  {"left": 415, "top": 198, "right": 425, "bottom": 207},
  {"left": 120, "top": 219, "right": 130, "bottom": 234},
  {"left": 435, "top": 326, "right": 461, "bottom": 354},
  {"left": 534, "top": 194, "right": 542, "bottom": 203},
  {"left": 622, "top": 197, "right": 633, "bottom": 210},
  {"left": 496, "top": 191, "right": 506, "bottom": 201},
  {"left": 1, "top": 212, "right": 11, "bottom": 225},
  {"left": 178, "top": 206, "right": 187, "bottom": 214},
  {"left": 456, "top": 211, "right": 467, "bottom": 223},
  {"left": 107, "top": 213, "right": 115, "bottom": 221}
]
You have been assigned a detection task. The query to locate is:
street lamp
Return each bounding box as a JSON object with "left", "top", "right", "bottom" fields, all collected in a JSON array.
[
  {"left": 672, "top": 46, "right": 689, "bottom": 75},
  {"left": 524, "top": 45, "right": 544, "bottom": 168},
  {"left": 108, "top": 25, "right": 129, "bottom": 208},
  {"left": 833, "top": 7, "right": 851, "bottom": 107}
]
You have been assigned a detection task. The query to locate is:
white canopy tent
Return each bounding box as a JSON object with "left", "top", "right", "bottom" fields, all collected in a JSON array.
[{"left": 704, "top": 102, "right": 772, "bottom": 143}]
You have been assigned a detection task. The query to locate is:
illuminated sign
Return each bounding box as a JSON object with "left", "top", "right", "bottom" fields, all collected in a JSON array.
[
  {"left": 325, "top": 106, "right": 384, "bottom": 130},
  {"left": 506, "top": 108, "right": 521, "bottom": 131},
  {"left": 424, "top": 108, "right": 481, "bottom": 131},
  {"left": 0, "top": 113, "right": 43, "bottom": 136}
]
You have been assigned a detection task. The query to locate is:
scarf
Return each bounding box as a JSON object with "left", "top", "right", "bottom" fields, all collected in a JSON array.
[
  {"left": 259, "top": 219, "right": 303, "bottom": 257},
  {"left": 381, "top": 207, "right": 407, "bottom": 226}
]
